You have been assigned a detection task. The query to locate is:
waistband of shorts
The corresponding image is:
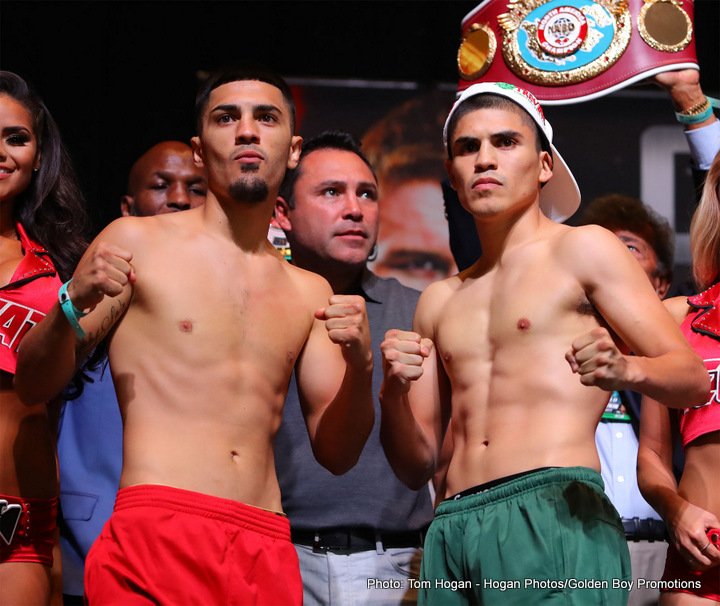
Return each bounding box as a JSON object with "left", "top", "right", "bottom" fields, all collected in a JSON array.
[
  {"left": 0, "top": 492, "right": 58, "bottom": 541},
  {"left": 435, "top": 466, "right": 604, "bottom": 516},
  {"left": 114, "top": 484, "right": 290, "bottom": 541}
]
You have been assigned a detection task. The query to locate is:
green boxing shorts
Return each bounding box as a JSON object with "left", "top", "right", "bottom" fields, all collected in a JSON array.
[{"left": 419, "top": 466, "right": 630, "bottom": 605}]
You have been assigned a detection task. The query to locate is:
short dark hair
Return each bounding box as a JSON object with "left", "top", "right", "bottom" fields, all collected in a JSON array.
[
  {"left": 445, "top": 93, "right": 549, "bottom": 160},
  {"left": 279, "top": 130, "right": 375, "bottom": 209},
  {"left": 578, "top": 194, "right": 675, "bottom": 283},
  {"left": 195, "top": 64, "right": 296, "bottom": 134}
]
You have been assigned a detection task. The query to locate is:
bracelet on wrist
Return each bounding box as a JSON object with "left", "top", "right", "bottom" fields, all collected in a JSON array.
[
  {"left": 675, "top": 96, "right": 719, "bottom": 125},
  {"left": 58, "top": 279, "right": 88, "bottom": 339},
  {"left": 682, "top": 97, "right": 711, "bottom": 116}
]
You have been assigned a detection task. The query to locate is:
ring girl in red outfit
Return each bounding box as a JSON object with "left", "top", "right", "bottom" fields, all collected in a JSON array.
[
  {"left": 639, "top": 152, "right": 720, "bottom": 604},
  {"left": 0, "top": 71, "right": 89, "bottom": 605}
]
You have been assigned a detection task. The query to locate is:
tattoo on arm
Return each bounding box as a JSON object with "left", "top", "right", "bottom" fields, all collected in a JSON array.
[{"left": 76, "top": 298, "right": 128, "bottom": 360}]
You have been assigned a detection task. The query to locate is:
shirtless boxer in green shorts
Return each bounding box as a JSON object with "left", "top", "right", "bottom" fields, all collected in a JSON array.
[{"left": 379, "top": 82, "right": 709, "bottom": 605}]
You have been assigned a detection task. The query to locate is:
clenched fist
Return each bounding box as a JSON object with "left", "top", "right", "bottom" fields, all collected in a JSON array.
[
  {"left": 69, "top": 242, "right": 135, "bottom": 311},
  {"left": 381, "top": 329, "right": 433, "bottom": 393},
  {"left": 566, "top": 327, "right": 629, "bottom": 391},
  {"left": 315, "top": 295, "right": 372, "bottom": 369}
]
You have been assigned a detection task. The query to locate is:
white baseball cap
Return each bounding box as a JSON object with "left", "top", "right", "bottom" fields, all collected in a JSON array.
[{"left": 443, "top": 82, "right": 580, "bottom": 222}]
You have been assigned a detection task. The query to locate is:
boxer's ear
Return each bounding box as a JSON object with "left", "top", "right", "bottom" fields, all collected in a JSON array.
[
  {"left": 275, "top": 196, "right": 292, "bottom": 231},
  {"left": 539, "top": 150, "right": 553, "bottom": 186},
  {"left": 287, "top": 136, "right": 303, "bottom": 170},
  {"left": 191, "top": 136, "right": 204, "bottom": 168}
]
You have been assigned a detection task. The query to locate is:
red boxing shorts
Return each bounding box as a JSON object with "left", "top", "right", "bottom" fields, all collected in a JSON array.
[
  {"left": 661, "top": 543, "right": 720, "bottom": 601},
  {"left": 0, "top": 493, "right": 57, "bottom": 567},
  {"left": 85, "top": 484, "right": 302, "bottom": 605}
]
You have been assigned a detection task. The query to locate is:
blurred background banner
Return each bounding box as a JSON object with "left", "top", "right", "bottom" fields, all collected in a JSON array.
[{"left": 292, "top": 80, "right": 699, "bottom": 288}]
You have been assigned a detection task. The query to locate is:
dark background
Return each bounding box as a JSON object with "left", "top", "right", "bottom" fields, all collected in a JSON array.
[{"left": 1, "top": 1, "right": 719, "bottom": 233}]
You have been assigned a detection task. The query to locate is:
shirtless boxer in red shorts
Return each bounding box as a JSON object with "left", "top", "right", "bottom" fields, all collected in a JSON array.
[{"left": 15, "top": 65, "right": 375, "bottom": 605}]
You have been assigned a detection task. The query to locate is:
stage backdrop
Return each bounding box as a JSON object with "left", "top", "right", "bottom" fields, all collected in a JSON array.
[{"left": 278, "top": 79, "right": 699, "bottom": 290}]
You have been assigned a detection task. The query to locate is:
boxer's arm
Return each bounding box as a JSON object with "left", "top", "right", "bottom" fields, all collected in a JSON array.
[
  {"left": 296, "top": 287, "right": 374, "bottom": 475},
  {"left": 379, "top": 288, "right": 450, "bottom": 489},
  {"left": 567, "top": 225, "right": 709, "bottom": 407},
  {"left": 14, "top": 220, "right": 136, "bottom": 404}
]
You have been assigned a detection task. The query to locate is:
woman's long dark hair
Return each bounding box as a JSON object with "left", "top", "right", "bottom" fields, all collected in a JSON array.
[
  {"left": 0, "top": 71, "right": 90, "bottom": 281},
  {"left": 2, "top": 72, "right": 94, "bottom": 398}
]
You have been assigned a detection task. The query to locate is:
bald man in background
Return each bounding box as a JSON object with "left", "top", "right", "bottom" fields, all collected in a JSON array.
[
  {"left": 57, "top": 141, "right": 207, "bottom": 604},
  {"left": 120, "top": 140, "right": 207, "bottom": 217}
]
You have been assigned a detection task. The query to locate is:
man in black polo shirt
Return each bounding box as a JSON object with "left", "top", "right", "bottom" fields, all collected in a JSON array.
[{"left": 274, "top": 131, "right": 433, "bottom": 605}]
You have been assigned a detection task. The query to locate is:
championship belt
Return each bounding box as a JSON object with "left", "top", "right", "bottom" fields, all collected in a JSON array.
[{"left": 456, "top": 0, "right": 698, "bottom": 104}]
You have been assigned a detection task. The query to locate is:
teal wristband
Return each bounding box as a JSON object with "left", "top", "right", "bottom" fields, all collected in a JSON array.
[
  {"left": 676, "top": 104, "right": 714, "bottom": 125},
  {"left": 675, "top": 96, "right": 719, "bottom": 125},
  {"left": 58, "top": 279, "right": 87, "bottom": 339}
]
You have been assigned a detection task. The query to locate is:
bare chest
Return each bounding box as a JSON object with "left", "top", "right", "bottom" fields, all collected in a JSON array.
[
  {"left": 434, "top": 260, "right": 597, "bottom": 368},
  {"left": 120, "top": 251, "right": 314, "bottom": 366}
]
